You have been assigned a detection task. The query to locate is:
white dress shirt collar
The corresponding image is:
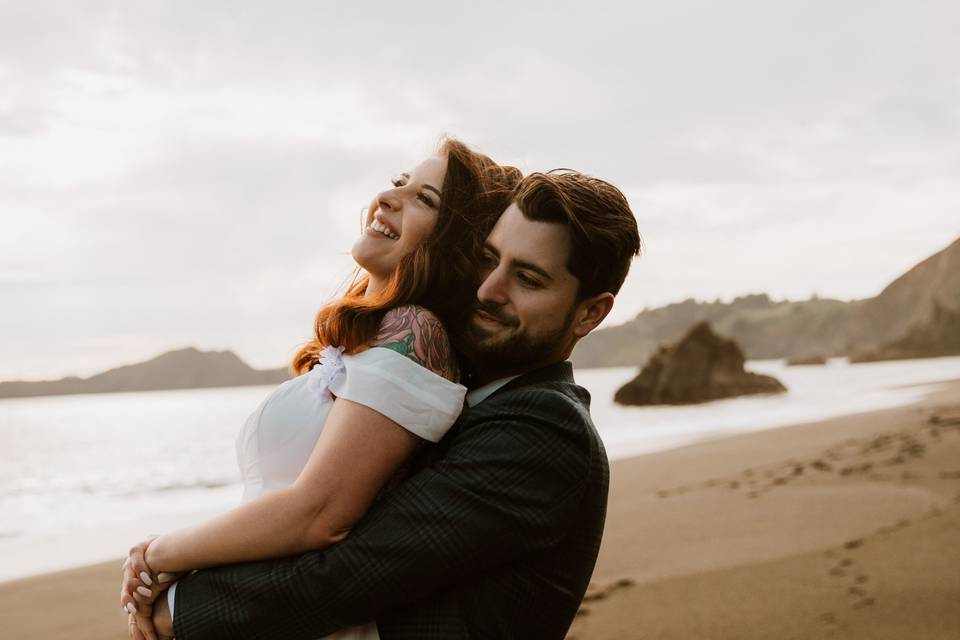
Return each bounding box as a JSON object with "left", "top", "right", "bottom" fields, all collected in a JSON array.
[{"left": 465, "top": 375, "right": 521, "bottom": 407}]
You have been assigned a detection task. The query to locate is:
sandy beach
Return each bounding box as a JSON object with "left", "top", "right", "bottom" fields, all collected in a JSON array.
[{"left": 3, "top": 379, "right": 959, "bottom": 640}]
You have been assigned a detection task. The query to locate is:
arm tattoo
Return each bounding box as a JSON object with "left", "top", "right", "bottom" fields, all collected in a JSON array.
[{"left": 373, "top": 306, "right": 460, "bottom": 381}]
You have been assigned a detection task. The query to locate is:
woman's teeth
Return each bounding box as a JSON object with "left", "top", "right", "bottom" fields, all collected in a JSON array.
[{"left": 369, "top": 219, "right": 399, "bottom": 240}]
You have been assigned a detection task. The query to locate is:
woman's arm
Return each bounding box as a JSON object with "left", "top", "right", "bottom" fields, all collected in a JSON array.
[
  {"left": 141, "top": 304, "right": 457, "bottom": 575},
  {"left": 144, "top": 398, "right": 421, "bottom": 572}
]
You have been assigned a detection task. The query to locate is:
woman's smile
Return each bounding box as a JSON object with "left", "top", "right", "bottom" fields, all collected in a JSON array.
[{"left": 366, "top": 218, "right": 400, "bottom": 240}]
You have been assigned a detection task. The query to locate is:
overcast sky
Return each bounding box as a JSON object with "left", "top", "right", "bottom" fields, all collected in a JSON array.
[{"left": 1, "top": 0, "right": 958, "bottom": 379}]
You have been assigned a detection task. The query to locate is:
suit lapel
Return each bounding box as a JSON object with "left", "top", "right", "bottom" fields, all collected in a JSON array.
[
  {"left": 487, "top": 360, "right": 575, "bottom": 400},
  {"left": 426, "top": 361, "right": 576, "bottom": 461}
]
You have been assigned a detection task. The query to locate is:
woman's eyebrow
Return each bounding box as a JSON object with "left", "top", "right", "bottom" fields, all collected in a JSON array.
[{"left": 401, "top": 172, "right": 442, "bottom": 198}]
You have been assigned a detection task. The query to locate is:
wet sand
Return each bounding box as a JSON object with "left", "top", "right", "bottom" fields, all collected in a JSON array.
[
  {"left": 3, "top": 380, "right": 959, "bottom": 639},
  {"left": 571, "top": 378, "right": 960, "bottom": 639}
]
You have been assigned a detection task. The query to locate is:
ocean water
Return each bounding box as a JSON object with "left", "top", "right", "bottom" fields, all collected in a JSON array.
[{"left": 2, "top": 355, "right": 959, "bottom": 582}]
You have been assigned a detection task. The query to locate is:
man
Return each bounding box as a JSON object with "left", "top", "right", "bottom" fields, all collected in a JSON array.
[{"left": 132, "top": 169, "right": 641, "bottom": 639}]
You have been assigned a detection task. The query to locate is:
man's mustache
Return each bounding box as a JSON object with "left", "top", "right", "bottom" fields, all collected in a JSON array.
[{"left": 474, "top": 302, "right": 520, "bottom": 327}]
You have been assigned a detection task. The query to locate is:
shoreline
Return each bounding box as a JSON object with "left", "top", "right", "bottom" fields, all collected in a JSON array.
[
  {"left": 571, "top": 377, "right": 960, "bottom": 639},
  {"left": 2, "top": 379, "right": 959, "bottom": 639}
]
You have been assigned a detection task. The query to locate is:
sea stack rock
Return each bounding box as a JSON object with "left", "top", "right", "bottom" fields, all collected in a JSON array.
[{"left": 614, "top": 322, "right": 787, "bottom": 406}]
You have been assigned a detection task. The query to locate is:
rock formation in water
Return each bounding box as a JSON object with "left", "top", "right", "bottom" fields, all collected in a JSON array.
[
  {"left": 614, "top": 322, "right": 787, "bottom": 406},
  {"left": 786, "top": 354, "right": 827, "bottom": 366}
]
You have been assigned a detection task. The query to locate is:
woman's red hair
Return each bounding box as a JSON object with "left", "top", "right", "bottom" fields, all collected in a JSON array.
[{"left": 292, "top": 138, "right": 521, "bottom": 374}]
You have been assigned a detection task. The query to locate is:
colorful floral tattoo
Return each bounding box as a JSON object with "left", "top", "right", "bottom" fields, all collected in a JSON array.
[{"left": 373, "top": 306, "right": 460, "bottom": 382}]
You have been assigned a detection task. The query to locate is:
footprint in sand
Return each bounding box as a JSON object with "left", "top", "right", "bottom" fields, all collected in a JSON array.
[
  {"left": 656, "top": 430, "right": 946, "bottom": 500},
  {"left": 823, "top": 505, "right": 943, "bottom": 621},
  {"left": 574, "top": 579, "right": 635, "bottom": 621},
  {"left": 581, "top": 577, "right": 636, "bottom": 603},
  {"left": 819, "top": 549, "right": 876, "bottom": 629},
  {"left": 928, "top": 411, "right": 960, "bottom": 427},
  {"left": 818, "top": 612, "right": 837, "bottom": 624},
  {"left": 822, "top": 534, "right": 880, "bottom": 612},
  {"left": 811, "top": 459, "right": 833, "bottom": 472}
]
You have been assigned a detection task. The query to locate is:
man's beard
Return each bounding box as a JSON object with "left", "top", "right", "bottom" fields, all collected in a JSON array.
[{"left": 463, "top": 302, "right": 575, "bottom": 375}]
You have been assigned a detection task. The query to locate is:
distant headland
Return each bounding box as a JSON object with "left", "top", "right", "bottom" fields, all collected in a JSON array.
[
  {"left": 0, "top": 348, "right": 290, "bottom": 400},
  {"left": 571, "top": 236, "right": 960, "bottom": 369}
]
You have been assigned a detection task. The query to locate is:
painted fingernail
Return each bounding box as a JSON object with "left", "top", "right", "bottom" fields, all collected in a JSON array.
[
  {"left": 157, "top": 572, "right": 175, "bottom": 583},
  {"left": 136, "top": 586, "right": 151, "bottom": 597},
  {"left": 139, "top": 571, "right": 153, "bottom": 586},
  {"left": 126, "top": 602, "right": 137, "bottom": 614}
]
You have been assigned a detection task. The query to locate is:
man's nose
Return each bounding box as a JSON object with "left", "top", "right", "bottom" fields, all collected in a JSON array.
[{"left": 477, "top": 267, "right": 509, "bottom": 305}]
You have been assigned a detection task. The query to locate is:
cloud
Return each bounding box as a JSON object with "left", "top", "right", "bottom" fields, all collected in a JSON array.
[{"left": 1, "top": 0, "right": 958, "bottom": 377}]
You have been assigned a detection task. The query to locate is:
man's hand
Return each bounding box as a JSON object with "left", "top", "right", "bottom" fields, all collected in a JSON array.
[
  {"left": 151, "top": 588, "right": 174, "bottom": 639},
  {"left": 127, "top": 591, "right": 172, "bottom": 640}
]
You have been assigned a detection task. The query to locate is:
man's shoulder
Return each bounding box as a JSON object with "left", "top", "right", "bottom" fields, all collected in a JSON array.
[{"left": 466, "top": 379, "right": 594, "bottom": 435}]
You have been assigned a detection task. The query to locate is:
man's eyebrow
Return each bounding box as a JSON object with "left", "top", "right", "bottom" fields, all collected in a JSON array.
[{"left": 483, "top": 243, "right": 553, "bottom": 281}]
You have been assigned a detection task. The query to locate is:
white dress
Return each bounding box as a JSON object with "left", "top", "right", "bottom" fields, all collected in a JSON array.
[{"left": 235, "top": 345, "right": 467, "bottom": 639}]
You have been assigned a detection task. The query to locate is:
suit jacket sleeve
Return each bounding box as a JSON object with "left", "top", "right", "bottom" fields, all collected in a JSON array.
[{"left": 172, "top": 387, "right": 591, "bottom": 639}]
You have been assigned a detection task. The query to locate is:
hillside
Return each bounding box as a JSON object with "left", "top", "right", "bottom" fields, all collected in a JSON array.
[
  {"left": 573, "top": 237, "right": 960, "bottom": 368},
  {"left": 847, "top": 236, "right": 960, "bottom": 351},
  {"left": 572, "top": 294, "right": 857, "bottom": 368},
  {"left": 0, "top": 348, "right": 290, "bottom": 399}
]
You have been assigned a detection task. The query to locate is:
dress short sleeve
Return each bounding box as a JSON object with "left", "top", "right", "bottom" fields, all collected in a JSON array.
[{"left": 326, "top": 347, "right": 466, "bottom": 442}]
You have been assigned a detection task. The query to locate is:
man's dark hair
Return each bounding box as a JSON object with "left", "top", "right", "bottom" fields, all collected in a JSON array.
[{"left": 512, "top": 170, "right": 642, "bottom": 299}]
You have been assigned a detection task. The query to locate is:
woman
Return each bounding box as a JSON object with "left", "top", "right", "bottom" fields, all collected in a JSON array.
[{"left": 120, "top": 138, "right": 521, "bottom": 639}]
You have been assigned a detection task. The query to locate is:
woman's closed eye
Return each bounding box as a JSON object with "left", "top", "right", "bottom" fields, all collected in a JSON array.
[
  {"left": 391, "top": 176, "right": 438, "bottom": 209},
  {"left": 416, "top": 192, "right": 438, "bottom": 209}
]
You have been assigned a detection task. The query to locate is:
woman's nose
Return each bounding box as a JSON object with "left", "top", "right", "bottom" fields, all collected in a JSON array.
[{"left": 377, "top": 191, "right": 401, "bottom": 213}]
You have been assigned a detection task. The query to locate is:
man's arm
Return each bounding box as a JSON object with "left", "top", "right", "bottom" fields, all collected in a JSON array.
[{"left": 173, "top": 388, "right": 591, "bottom": 639}]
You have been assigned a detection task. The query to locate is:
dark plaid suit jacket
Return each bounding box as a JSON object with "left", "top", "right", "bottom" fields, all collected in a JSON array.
[{"left": 173, "top": 361, "right": 609, "bottom": 639}]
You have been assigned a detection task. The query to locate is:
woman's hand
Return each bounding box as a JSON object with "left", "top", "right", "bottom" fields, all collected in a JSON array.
[{"left": 120, "top": 538, "right": 178, "bottom": 615}]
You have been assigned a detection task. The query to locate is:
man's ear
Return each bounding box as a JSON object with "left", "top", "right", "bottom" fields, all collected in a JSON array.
[{"left": 572, "top": 292, "right": 615, "bottom": 338}]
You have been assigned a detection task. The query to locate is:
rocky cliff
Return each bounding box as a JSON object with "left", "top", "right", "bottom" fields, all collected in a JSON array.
[{"left": 574, "top": 237, "right": 960, "bottom": 368}]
